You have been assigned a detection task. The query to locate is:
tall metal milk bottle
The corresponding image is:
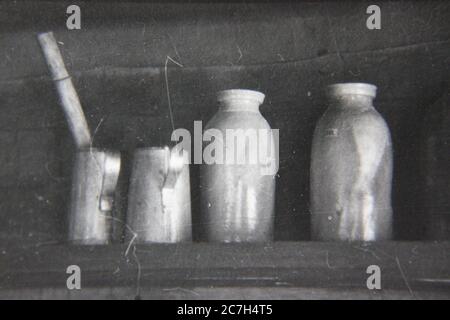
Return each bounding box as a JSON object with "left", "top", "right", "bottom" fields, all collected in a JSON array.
[
  {"left": 200, "top": 89, "right": 278, "bottom": 242},
  {"left": 311, "top": 83, "right": 393, "bottom": 241}
]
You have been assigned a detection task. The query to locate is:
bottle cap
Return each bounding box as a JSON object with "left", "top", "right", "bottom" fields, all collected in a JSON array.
[
  {"left": 327, "top": 83, "right": 377, "bottom": 98},
  {"left": 217, "top": 89, "right": 265, "bottom": 104}
]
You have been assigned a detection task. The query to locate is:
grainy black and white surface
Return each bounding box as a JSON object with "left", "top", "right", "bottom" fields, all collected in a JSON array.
[{"left": 0, "top": 1, "right": 449, "bottom": 299}]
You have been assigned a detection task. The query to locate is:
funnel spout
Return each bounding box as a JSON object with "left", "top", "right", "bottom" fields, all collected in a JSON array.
[{"left": 37, "top": 31, "right": 92, "bottom": 149}]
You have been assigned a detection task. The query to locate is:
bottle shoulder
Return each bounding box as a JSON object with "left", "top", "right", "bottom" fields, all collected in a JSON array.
[
  {"left": 205, "top": 110, "right": 272, "bottom": 130},
  {"left": 319, "top": 106, "right": 387, "bottom": 127},
  {"left": 315, "top": 106, "right": 391, "bottom": 144}
]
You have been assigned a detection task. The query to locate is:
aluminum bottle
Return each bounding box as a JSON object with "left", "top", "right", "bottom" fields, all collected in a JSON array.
[
  {"left": 200, "top": 89, "right": 278, "bottom": 242},
  {"left": 420, "top": 92, "right": 450, "bottom": 240},
  {"left": 311, "top": 83, "right": 393, "bottom": 241},
  {"left": 68, "top": 149, "right": 121, "bottom": 244},
  {"left": 126, "top": 146, "right": 192, "bottom": 243}
]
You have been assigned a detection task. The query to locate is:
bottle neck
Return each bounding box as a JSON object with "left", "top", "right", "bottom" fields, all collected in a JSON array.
[
  {"left": 219, "top": 99, "right": 261, "bottom": 113},
  {"left": 328, "top": 94, "right": 374, "bottom": 110}
]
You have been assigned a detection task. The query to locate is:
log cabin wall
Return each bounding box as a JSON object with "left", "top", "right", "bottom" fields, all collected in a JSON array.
[{"left": 0, "top": 1, "right": 449, "bottom": 244}]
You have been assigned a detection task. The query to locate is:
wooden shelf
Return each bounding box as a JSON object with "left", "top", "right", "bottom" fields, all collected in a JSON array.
[{"left": 1, "top": 241, "right": 449, "bottom": 299}]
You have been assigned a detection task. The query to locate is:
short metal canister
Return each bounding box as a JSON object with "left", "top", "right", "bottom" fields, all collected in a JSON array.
[
  {"left": 126, "top": 146, "right": 192, "bottom": 243},
  {"left": 68, "top": 149, "right": 121, "bottom": 244}
]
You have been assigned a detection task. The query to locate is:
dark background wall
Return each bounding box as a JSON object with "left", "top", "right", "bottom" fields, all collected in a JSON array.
[{"left": 0, "top": 1, "right": 449, "bottom": 244}]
